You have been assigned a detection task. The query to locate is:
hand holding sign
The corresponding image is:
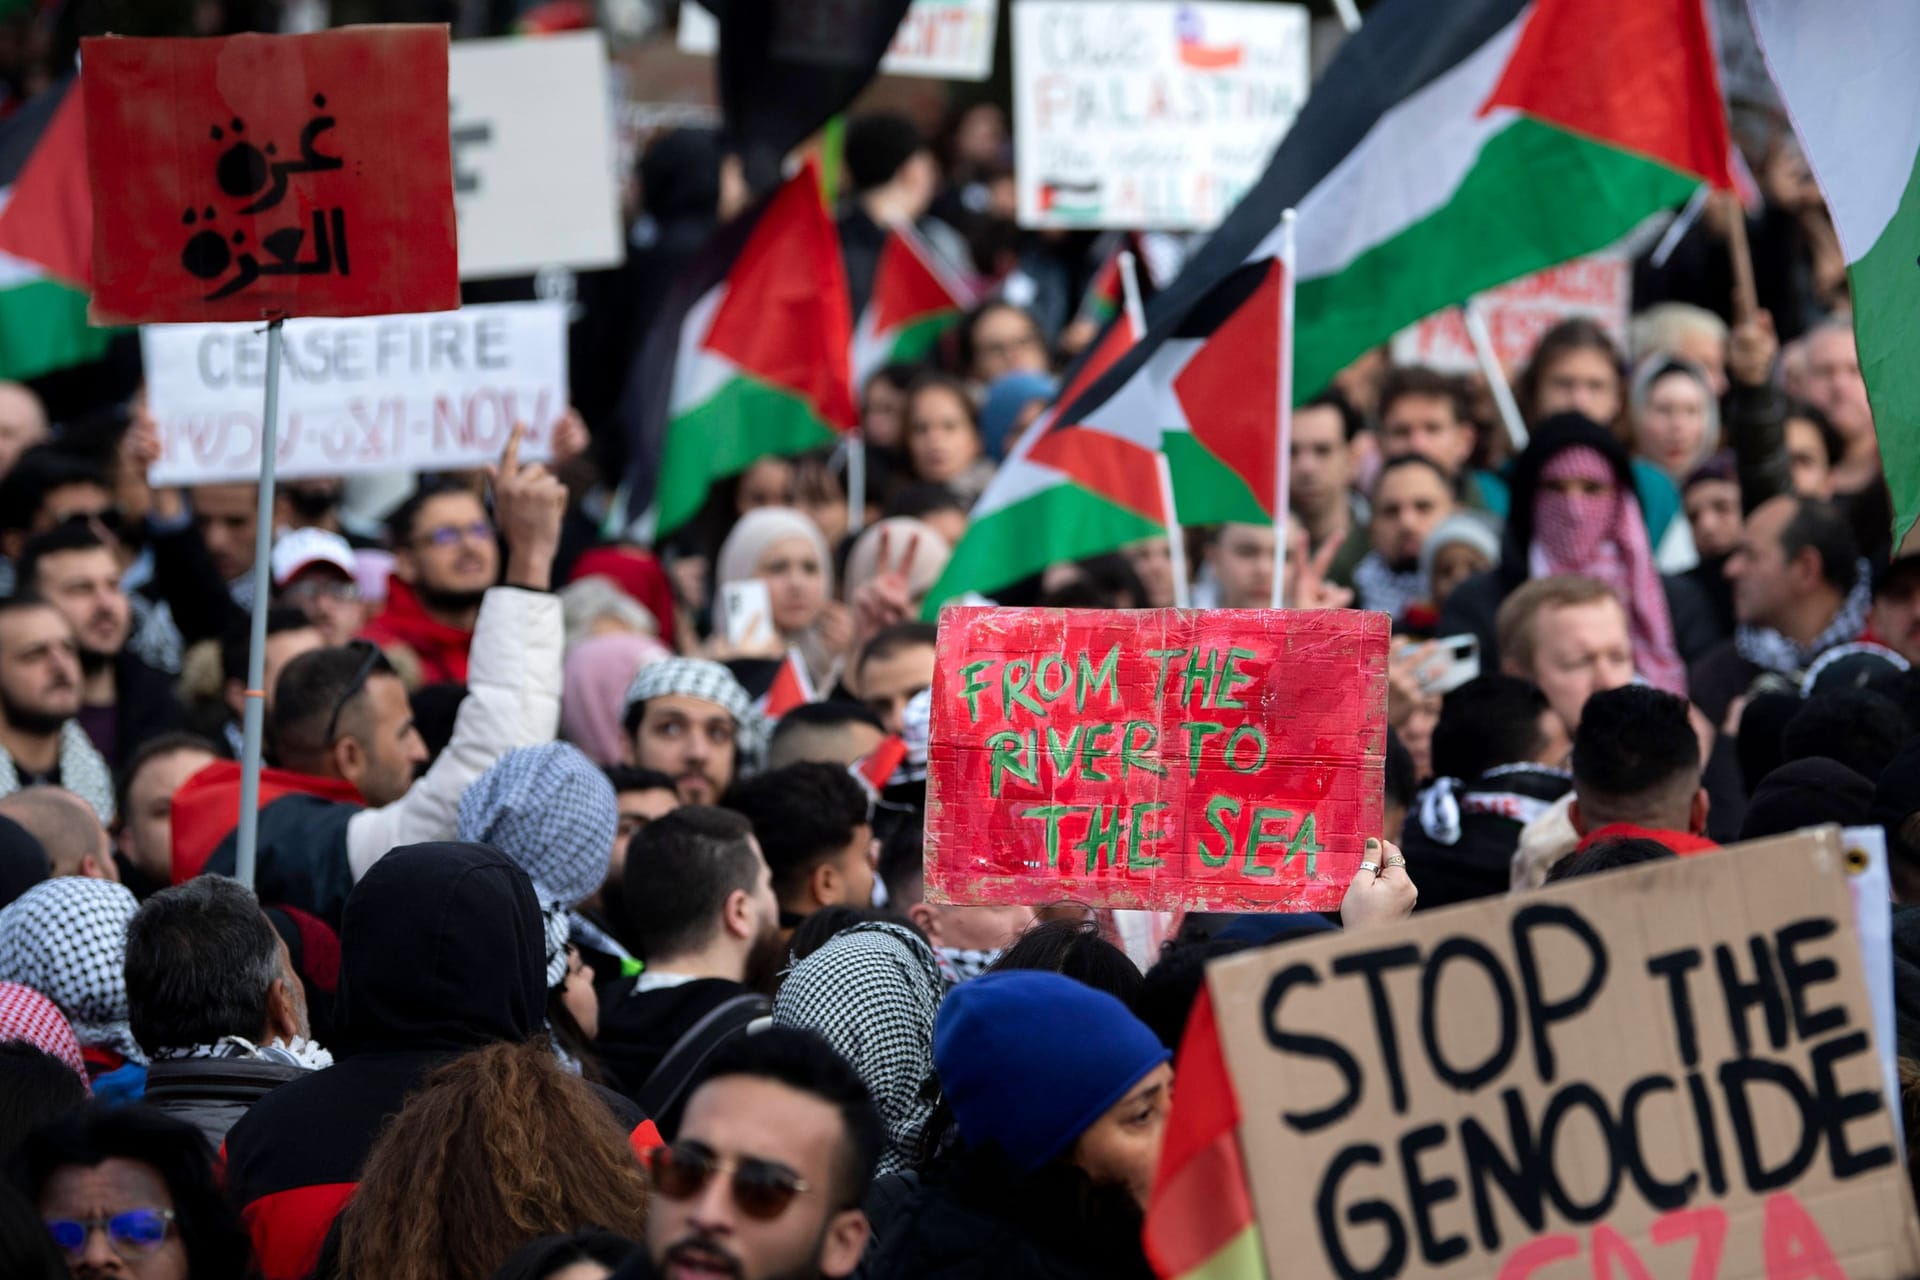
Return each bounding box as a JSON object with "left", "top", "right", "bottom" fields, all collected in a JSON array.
[{"left": 491, "top": 423, "right": 567, "bottom": 593}]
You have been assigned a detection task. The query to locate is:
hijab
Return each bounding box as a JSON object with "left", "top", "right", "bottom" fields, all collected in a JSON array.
[
  {"left": 562, "top": 632, "right": 669, "bottom": 766},
  {"left": 0, "top": 879, "right": 143, "bottom": 1065},
  {"left": 716, "top": 506, "right": 835, "bottom": 600},
  {"left": 843, "top": 517, "right": 954, "bottom": 607}
]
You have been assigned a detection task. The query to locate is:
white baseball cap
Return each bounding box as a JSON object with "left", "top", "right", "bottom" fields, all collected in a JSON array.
[{"left": 271, "top": 527, "right": 357, "bottom": 588}]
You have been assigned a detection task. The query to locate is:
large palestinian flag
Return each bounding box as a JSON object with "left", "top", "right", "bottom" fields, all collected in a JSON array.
[
  {"left": 928, "top": 0, "right": 1732, "bottom": 607},
  {"left": 851, "top": 226, "right": 971, "bottom": 387},
  {"left": 1746, "top": 0, "right": 1920, "bottom": 542},
  {"left": 629, "top": 162, "right": 856, "bottom": 538},
  {"left": 0, "top": 80, "right": 112, "bottom": 381}
]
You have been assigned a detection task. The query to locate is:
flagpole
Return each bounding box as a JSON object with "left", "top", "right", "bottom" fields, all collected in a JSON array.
[
  {"left": 1271, "top": 209, "right": 1296, "bottom": 610},
  {"left": 1462, "top": 300, "right": 1529, "bottom": 453},
  {"left": 1120, "top": 250, "right": 1187, "bottom": 608},
  {"left": 234, "top": 316, "right": 285, "bottom": 890},
  {"left": 1330, "top": 0, "right": 1362, "bottom": 32},
  {"left": 847, "top": 435, "right": 867, "bottom": 535}
]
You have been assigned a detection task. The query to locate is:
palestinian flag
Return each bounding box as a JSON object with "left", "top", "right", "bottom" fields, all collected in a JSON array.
[
  {"left": 939, "top": 0, "right": 1734, "bottom": 577},
  {"left": 1144, "top": 985, "right": 1264, "bottom": 1280},
  {"left": 0, "top": 80, "right": 112, "bottom": 381},
  {"left": 1075, "top": 234, "right": 1158, "bottom": 328},
  {"left": 627, "top": 162, "right": 856, "bottom": 538},
  {"left": 851, "top": 226, "right": 971, "bottom": 387},
  {"left": 925, "top": 260, "right": 1282, "bottom": 611},
  {"left": 1746, "top": 0, "right": 1920, "bottom": 541},
  {"left": 757, "top": 649, "right": 816, "bottom": 720}
]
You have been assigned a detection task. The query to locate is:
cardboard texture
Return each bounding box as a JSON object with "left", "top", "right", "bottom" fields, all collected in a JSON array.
[
  {"left": 83, "top": 27, "right": 457, "bottom": 324},
  {"left": 924, "top": 606, "right": 1388, "bottom": 912},
  {"left": 1205, "top": 827, "right": 1920, "bottom": 1279}
]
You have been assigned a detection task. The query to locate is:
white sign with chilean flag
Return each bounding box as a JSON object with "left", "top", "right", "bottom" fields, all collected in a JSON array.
[{"left": 1012, "top": 0, "right": 1310, "bottom": 231}]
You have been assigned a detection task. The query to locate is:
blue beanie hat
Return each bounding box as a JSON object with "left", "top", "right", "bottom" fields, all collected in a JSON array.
[
  {"left": 978, "top": 371, "right": 1058, "bottom": 460},
  {"left": 934, "top": 970, "right": 1170, "bottom": 1174}
]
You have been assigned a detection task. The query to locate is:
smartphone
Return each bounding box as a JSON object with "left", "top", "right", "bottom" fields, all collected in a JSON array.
[
  {"left": 1417, "top": 634, "right": 1481, "bottom": 696},
  {"left": 719, "top": 580, "right": 774, "bottom": 651}
]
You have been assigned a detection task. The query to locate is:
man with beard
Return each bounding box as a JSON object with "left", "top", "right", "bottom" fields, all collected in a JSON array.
[
  {"left": 623, "top": 658, "right": 755, "bottom": 805},
  {"left": 361, "top": 479, "right": 501, "bottom": 685},
  {"left": 20, "top": 522, "right": 187, "bottom": 770},
  {"left": 0, "top": 597, "right": 116, "bottom": 821},
  {"left": 1351, "top": 455, "right": 1459, "bottom": 625},
  {"left": 596, "top": 807, "right": 785, "bottom": 1138},
  {"left": 625, "top": 1027, "right": 879, "bottom": 1280}
]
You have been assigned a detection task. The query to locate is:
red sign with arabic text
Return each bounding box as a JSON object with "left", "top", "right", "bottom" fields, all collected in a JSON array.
[
  {"left": 924, "top": 607, "right": 1387, "bottom": 913},
  {"left": 83, "top": 26, "right": 457, "bottom": 324}
]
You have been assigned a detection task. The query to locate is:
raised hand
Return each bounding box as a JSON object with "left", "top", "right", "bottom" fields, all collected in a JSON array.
[{"left": 489, "top": 422, "right": 567, "bottom": 592}]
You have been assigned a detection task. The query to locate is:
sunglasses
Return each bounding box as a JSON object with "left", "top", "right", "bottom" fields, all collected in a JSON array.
[
  {"left": 324, "top": 640, "right": 384, "bottom": 745},
  {"left": 45, "top": 1207, "right": 175, "bottom": 1259},
  {"left": 646, "top": 1142, "right": 812, "bottom": 1220}
]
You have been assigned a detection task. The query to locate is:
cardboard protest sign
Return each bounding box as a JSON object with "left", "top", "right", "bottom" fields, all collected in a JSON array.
[
  {"left": 448, "top": 32, "right": 623, "bottom": 280},
  {"left": 1200, "top": 827, "right": 1920, "bottom": 1280},
  {"left": 1389, "top": 253, "right": 1631, "bottom": 375},
  {"left": 1012, "top": 0, "right": 1310, "bottom": 230},
  {"left": 140, "top": 301, "right": 564, "bottom": 485},
  {"left": 679, "top": 0, "right": 1000, "bottom": 82},
  {"left": 924, "top": 607, "right": 1388, "bottom": 912},
  {"left": 83, "top": 27, "right": 457, "bottom": 324}
]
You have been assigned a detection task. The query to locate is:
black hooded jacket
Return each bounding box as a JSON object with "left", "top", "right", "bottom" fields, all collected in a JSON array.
[
  {"left": 1436, "top": 414, "right": 1725, "bottom": 668},
  {"left": 222, "top": 843, "right": 653, "bottom": 1280}
]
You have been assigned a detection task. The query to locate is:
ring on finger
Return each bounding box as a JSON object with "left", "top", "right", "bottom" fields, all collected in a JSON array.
[
  {"left": 1358, "top": 861, "right": 1380, "bottom": 875},
  {"left": 1385, "top": 855, "right": 1407, "bottom": 868}
]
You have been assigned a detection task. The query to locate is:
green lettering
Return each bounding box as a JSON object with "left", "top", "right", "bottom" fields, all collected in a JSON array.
[
  {"left": 1080, "top": 723, "right": 1117, "bottom": 782},
  {"left": 1034, "top": 653, "right": 1072, "bottom": 703},
  {"left": 1225, "top": 725, "right": 1269, "bottom": 775},
  {"left": 987, "top": 730, "right": 1037, "bottom": 798},
  {"left": 1217, "top": 648, "right": 1259, "bottom": 709},
  {"left": 1144, "top": 648, "right": 1186, "bottom": 704},
  {"left": 1182, "top": 646, "right": 1223, "bottom": 707},
  {"left": 959, "top": 660, "right": 994, "bottom": 723},
  {"left": 1019, "top": 804, "right": 1080, "bottom": 869},
  {"left": 1200, "top": 795, "right": 1239, "bottom": 867},
  {"left": 1076, "top": 645, "right": 1122, "bottom": 712},
  {"left": 1077, "top": 803, "right": 1126, "bottom": 873},
  {"left": 1241, "top": 807, "right": 1292, "bottom": 878},
  {"left": 1044, "top": 724, "right": 1085, "bottom": 778},
  {"left": 1183, "top": 721, "right": 1226, "bottom": 778},
  {"left": 1118, "top": 720, "right": 1165, "bottom": 778},
  {"left": 1001, "top": 659, "right": 1047, "bottom": 719},
  {"left": 1284, "top": 812, "right": 1323, "bottom": 877},
  {"left": 1128, "top": 801, "right": 1168, "bottom": 869}
]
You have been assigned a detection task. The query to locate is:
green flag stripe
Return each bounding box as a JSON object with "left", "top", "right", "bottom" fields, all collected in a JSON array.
[
  {"left": 656, "top": 372, "right": 841, "bottom": 537},
  {"left": 0, "top": 278, "right": 113, "bottom": 381},
  {"left": 1854, "top": 153, "right": 1920, "bottom": 542},
  {"left": 923, "top": 477, "right": 1164, "bottom": 615}
]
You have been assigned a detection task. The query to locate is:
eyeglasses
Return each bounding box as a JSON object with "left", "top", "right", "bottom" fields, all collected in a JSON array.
[
  {"left": 324, "top": 639, "right": 384, "bottom": 745},
  {"left": 415, "top": 521, "right": 494, "bottom": 549},
  {"left": 45, "top": 1208, "right": 175, "bottom": 1259},
  {"left": 646, "top": 1142, "right": 812, "bottom": 1220}
]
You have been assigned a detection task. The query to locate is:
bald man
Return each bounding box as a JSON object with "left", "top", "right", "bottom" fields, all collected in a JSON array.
[{"left": 0, "top": 786, "right": 114, "bottom": 880}]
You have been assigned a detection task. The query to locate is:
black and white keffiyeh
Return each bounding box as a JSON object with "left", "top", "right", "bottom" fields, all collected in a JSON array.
[
  {"left": 0, "top": 878, "right": 143, "bottom": 1064},
  {"left": 0, "top": 722, "right": 114, "bottom": 824},
  {"left": 1734, "top": 560, "right": 1873, "bottom": 676},
  {"left": 623, "top": 657, "right": 767, "bottom": 773},
  {"left": 1351, "top": 553, "right": 1426, "bottom": 622},
  {"left": 149, "top": 1035, "right": 333, "bottom": 1070},
  {"left": 772, "top": 922, "right": 945, "bottom": 1175}
]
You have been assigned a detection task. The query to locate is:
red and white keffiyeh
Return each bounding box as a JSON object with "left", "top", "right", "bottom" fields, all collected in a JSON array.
[
  {"left": 0, "top": 980, "right": 90, "bottom": 1090},
  {"left": 1528, "top": 445, "right": 1687, "bottom": 696}
]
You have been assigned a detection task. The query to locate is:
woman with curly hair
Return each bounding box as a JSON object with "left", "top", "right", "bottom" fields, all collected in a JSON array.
[{"left": 320, "top": 1040, "right": 650, "bottom": 1280}]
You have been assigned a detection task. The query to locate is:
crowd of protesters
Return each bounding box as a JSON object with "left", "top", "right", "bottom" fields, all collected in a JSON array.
[{"left": 1, "top": 1, "right": 1919, "bottom": 1276}]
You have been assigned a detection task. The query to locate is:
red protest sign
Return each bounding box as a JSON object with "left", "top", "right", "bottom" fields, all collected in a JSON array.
[
  {"left": 82, "top": 26, "right": 458, "bottom": 325},
  {"left": 924, "top": 607, "right": 1388, "bottom": 913}
]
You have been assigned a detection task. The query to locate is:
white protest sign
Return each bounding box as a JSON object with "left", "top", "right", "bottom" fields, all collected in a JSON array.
[
  {"left": 1012, "top": 1, "right": 1309, "bottom": 231},
  {"left": 142, "top": 302, "right": 567, "bottom": 486},
  {"left": 678, "top": 0, "right": 999, "bottom": 82},
  {"left": 449, "top": 32, "right": 623, "bottom": 280},
  {"left": 1390, "top": 253, "right": 1632, "bottom": 374}
]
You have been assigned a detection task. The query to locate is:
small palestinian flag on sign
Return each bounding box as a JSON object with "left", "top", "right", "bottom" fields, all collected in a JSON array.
[
  {"left": 0, "top": 79, "right": 113, "bottom": 380},
  {"left": 851, "top": 225, "right": 974, "bottom": 388},
  {"left": 622, "top": 160, "right": 856, "bottom": 539}
]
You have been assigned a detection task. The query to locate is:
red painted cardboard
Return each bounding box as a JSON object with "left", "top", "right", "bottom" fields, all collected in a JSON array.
[
  {"left": 924, "top": 606, "right": 1388, "bottom": 912},
  {"left": 83, "top": 27, "right": 457, "bottom": 324}
]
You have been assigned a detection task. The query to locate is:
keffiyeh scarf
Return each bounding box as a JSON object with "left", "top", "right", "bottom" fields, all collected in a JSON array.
[
  {"left": 150, "top": 1034, "right": 333, "bottom": 1070},
  {"left": 1352, "top": 553, "right": 1426, "bottom": 622},
  {"left": 1735, "top": 561, "right": 1874, "bottom": 676},
  {"left": 773, "top": 922, "right": 946, "bottom": 1174},
  {"left": 0, "top": 878, "right": 143, "bottom": 1064},
  {"left": 0, "top": 980, "right": 90, "bottom": 1088},
  {"left": 0, "top": 722, "right": 115, "bottom": 824},
  {"left": 1529, "top": 446, "right": 1686, "bottom": 696}
]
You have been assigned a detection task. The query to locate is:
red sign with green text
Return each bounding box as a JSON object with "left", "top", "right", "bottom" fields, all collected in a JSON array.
[{"left": 924, "top": 607, "right": 1388, "bottom": 912}]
